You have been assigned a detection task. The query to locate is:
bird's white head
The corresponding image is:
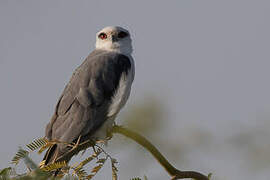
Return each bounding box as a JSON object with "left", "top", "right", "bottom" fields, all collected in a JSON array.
[{"left": 95, "top": 26, "right": 133, "bottom": 55}]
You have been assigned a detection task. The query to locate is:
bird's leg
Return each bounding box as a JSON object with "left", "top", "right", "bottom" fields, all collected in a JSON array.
[{"left": 75, "top": 135, "right": 81, "bottom": 146}]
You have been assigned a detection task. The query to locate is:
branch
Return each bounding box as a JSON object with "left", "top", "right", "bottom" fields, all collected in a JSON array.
[
  {"left": 53, "top": 125, "right": 209, "bottom": 180},
  {"left": 111, "top": 125, "right": 209, "bottom": 180}
]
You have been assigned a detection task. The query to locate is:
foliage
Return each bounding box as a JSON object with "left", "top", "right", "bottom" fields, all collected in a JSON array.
[
  {"left": 5, "top": 138, "right": 122, "bottom": 180},
  {"left": 11, "top": 148, "right": 29, "bottom": 165},
  {"left": 26, "top": 138, "right": 48, "bottom": 152},
  {"left": 2, "top": 124, "right": 210, "bottom": 180},
  {"left": 130, "top": 176, "right": 148, "bottom": 180},
  {"left": 0, "top": 167, "right": 12, "bottom": 179},
  {"left": 41, "top": 161, "right": 67, "bottom": 172}
]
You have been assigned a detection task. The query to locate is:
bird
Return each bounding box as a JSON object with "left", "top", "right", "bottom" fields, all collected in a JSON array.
[{"left": 43, "top": 26, "right": 135, "bottom": 166}]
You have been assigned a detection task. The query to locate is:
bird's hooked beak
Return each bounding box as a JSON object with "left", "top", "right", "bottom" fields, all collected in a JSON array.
[{"left": 111, "top": 34, "right": 118, "bottom": 42}]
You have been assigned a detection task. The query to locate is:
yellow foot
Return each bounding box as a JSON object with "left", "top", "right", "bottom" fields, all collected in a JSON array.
[{"left": 68, "top": 135, "right": 81, "bottom": 150}]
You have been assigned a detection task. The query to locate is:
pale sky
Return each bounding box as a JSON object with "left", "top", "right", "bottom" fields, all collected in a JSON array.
[{"left": 1, "top": 1, "right": 270, "bottom": 179}]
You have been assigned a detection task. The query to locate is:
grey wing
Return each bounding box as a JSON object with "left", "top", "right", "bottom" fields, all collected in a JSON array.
[{"left": 45, "top": 51, "right": 132, "bottom": 145}]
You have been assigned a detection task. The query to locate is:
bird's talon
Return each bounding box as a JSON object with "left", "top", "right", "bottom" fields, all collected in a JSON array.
[{"left": 70, "top": 135, "right": 81, "bottom": 150}]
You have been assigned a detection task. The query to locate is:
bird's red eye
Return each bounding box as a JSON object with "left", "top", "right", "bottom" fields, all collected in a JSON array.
[{"left": 98, "top": 33, "right": 107, "bottom": 40}]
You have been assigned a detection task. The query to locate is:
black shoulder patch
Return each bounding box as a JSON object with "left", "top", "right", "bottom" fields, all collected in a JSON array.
[
  {"left": 115, "top": 54, "right": 131, "bottom": 75},
  {"left": 96, "top": 53, "right": 131, "bottom": 100},
  {"left": 106, "top": 54, "right": 131, "bottom": 98}
]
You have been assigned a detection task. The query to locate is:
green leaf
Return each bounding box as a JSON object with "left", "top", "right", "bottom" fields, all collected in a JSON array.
[
  {"left": 130, "top": 176, "right": 148, "bottom": 180},
  {"left": 11, "top": 148, "right": 29, "bottom": 165},
  {"left": 96, "top": 158, "right": 106, "bottom": 164},
  {"left": 26, "top": 138, "right": 48, "bottom": 152},
  {"left": 91, "top": 164, "right": 103, "bottom": 173},
  {"left": 208, "top": 173, "right": 212, "bottom": 179},
  {"left": 0, "top": 167, "right": 12, "bottom": 178},
  {"left": 38, "top": 141, "right": 55, "bottom": 154},
  {"left": 86, "top": 162, "right": 105, "bottom": 179},
  {"left": 111, "top": 158, "right": 118, "bottom": 164},
  {"left": 111, "top": 157, "right": 118, "bottom": 180},
  {"left": 112, "top": 165, "right": 118, "bottom": 180},
  {"left": 78, "top": 149, "right": 101, "bottom": 168},
  {"left": 41, "top": 161, "right": 67, "bottom": 172},
  {"left": 74, "top": 168, "right": 87, "bottom": 180}
]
